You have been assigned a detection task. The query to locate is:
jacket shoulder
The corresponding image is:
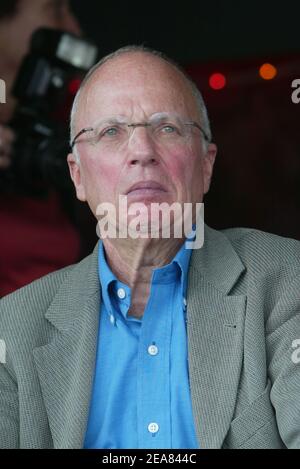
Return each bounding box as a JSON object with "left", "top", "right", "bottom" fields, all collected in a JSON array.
[
  {"left": 0, "top": 250, "right": 96, "bottom": 331},
  {"left": 1, "top": 264, "right": 72, "bottom": 309},
  {"left": 222, "top": 227, "right": 300, "bottom": 269}
]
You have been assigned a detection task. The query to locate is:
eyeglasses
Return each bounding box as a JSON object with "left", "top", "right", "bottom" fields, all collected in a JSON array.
[{"left": 71, "top": 112, "right": 210, "bottom": 150}]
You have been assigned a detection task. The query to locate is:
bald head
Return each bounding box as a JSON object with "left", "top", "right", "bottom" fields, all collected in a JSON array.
[{"left": 70, "top": 45, "right": 212, "bottom": 153}]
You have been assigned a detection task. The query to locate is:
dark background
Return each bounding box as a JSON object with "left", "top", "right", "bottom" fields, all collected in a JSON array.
[{"left": 71, "top": 0, "right": 300, "bottom": 239}]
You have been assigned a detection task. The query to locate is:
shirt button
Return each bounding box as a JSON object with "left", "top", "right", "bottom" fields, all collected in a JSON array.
[
  {"left": 148, "top": 345, "right": 159, "bottom": 356},
  {"left": 183, "top": 297, "right": 187, "bottom": 308},
  {"left": 110, "top": 314, "right": 116, "bottom": 325},
  {"left": 148, "top": 422, "right": 159, "bottom": 434},
  {"left": 117, "top": 288, "right": 126, "bottom": 299}
]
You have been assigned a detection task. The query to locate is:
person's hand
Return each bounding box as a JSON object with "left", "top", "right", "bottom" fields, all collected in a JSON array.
[{"left": 0, "top": 125, "right": 15, "bottom": 170}]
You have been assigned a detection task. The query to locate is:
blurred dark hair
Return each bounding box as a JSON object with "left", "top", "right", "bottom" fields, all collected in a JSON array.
[{"left": 0, "top": 0, "right": 19, "bottom": 20}]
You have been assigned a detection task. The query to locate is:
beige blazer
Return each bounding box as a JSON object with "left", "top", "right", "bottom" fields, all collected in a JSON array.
[{"left": 0, "top": 226, "right": 300, "bottom": 448}]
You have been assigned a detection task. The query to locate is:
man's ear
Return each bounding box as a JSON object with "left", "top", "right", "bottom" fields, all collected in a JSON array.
[
  {"left": 203, "top": 143, "right": 217, "bottom": 194},
  {"left": 67, "top": 153, "right": 87, "bottom": 202}
]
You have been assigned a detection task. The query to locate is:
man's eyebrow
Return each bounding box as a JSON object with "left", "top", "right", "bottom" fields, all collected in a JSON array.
[
  {"left": 92, "top": 116, "right": 129, "bottom": 126},
  {"left": 151, "top": 112, "right": 177, "bottom": 119},
  {"left": 149, "top": 112, "right": 187, "bottom": 121},
  {"left": 91, "top": 112, "right": 186, "bottom": 127}
]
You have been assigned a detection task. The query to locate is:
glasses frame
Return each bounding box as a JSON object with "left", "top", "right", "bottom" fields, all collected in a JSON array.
[{"left": 70, "top": 118, "right": 210, "bottom": 150}]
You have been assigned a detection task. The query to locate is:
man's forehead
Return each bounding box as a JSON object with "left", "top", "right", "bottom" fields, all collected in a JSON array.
[
  {"left": 88, "top": 51, "right": 181, "bottom": 84},
  {"left": 78, "top": 52, "right": 198, "bottom": 119}
]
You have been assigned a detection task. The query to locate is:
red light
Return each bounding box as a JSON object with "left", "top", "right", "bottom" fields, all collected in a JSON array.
[
  {"left": 209, "top": 73, "right": 226, "bottom": 90},
  {"left": 68, "top": 78, "right": 82, "bottom": 95}
]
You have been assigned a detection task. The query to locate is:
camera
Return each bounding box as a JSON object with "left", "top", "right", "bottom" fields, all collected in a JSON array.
[{"left": 9, "top": 28, "right": 98, "bottom": 193}]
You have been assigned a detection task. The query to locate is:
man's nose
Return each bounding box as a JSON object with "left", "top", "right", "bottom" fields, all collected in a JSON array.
[{"left": 127, "top": 127, "right": 158, "bottom": 166}]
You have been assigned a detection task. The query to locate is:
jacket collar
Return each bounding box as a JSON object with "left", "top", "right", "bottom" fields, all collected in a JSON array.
[{"left": 190, "top": 224, "right": 245, "bottom": 294}]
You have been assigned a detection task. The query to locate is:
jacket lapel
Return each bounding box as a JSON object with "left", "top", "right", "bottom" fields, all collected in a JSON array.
[
  {"left": 187, "top": 226, "right": 247, "bottom": 448},
  {"left": 33, "top": 244, "right": 101, "bottom": 448}
]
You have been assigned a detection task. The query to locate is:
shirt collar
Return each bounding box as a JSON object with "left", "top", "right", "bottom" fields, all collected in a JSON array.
[
  {"left": 98, "top": 238, "right": 193, "bottom": 318},
  {"left": 150, "top": 228, "right": 195, "bottom": 301},
  {"left": 172, "top": 239, "right": 193, "bottom": 297}
]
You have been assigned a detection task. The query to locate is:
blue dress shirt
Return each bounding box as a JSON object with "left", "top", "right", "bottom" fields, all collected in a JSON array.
[{"left": 84, "top": 240, "right": 199, "bottom": 449}]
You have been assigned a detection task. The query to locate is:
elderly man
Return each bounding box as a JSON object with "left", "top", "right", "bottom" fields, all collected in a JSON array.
[{"left": 0, "top": 45, "right": 300, "bottom": 449}]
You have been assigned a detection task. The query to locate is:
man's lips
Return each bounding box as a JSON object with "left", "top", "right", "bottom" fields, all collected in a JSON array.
[{"left": 125, "top": 181, "right": 167, "bottom": 195}]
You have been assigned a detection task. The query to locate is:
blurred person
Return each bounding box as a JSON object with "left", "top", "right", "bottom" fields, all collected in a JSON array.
[
  {"left": 0, "top": 46, "right": 299, "bottom": 449},
  {"left": 0, "top": 0, "right": 96, "bottom": 297},
  {"left": 0, "top": 0, "right": 81, "bottom": 126}
]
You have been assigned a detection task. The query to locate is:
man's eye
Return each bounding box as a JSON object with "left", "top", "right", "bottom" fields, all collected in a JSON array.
[
  {"left": 101, "top": 127, "right": 120, "bottom": 138},
  {"left": 159, "top": 124, "right": 178, "bottom": 134}
]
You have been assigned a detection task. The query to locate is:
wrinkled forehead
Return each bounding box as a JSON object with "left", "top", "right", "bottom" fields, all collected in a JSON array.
[{"left": 75, "top": 53, "right": 200, "bottom": 129}]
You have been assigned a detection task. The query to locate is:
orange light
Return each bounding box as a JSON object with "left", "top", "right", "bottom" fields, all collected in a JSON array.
[
  {"left": 259, "top": 63, "right": 277, "bottom": 80},
  {"left": 209, "top": 73, "right": 226, "bottom": 90}
]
